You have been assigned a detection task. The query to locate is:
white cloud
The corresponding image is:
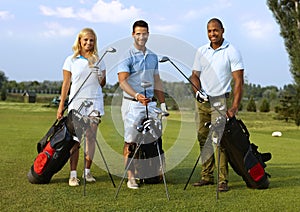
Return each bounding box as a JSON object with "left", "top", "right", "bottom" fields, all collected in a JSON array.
[
  {"left": 40, "top": 5, "right": 76, "bottom": 18},
  {"left": 40, "top": 0, "right": 141, "bottom": 23},
  {"left": 242, "top": 20, "right": 274, "bottom": 40},
  {"left": 40, "top": 22, "right": 77, "bottom": 38},
  {"left": 153, "top": 24, "right": 181, "bottom": 34},
  {"left": 0, "top": 11, "right": 14, "bottom": 20},
  {"left": 183, "top": 0, "right": 232, "bottom": 21}
]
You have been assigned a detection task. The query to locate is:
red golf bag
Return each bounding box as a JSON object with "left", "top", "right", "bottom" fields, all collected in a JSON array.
[{"left": 27, "top": 110, "right": 90, "bottom": 184}]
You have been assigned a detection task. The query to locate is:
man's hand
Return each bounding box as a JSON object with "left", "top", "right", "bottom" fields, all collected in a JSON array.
[
  {"left": 227, "top": 106, "right": 238, "bottom": 118},
  {"left": 195, "top": 90, "right": 209, "bottom": 103}
]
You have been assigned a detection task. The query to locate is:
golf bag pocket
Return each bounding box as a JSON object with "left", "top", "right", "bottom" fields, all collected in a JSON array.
[
  {"left": 244, "top": 147, "right": 265, "bottom": 182},
  {"left": 33, "top": 142, "right": 55, "bottom": 175}
]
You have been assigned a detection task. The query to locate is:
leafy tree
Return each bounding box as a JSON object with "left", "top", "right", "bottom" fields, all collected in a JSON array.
[
  {"left": 267, "top": 0, "right": 300, "bottom": 84},
  {"left": 267, "top": 1, "right": 300, "bottom": 126},
  {"left": 0, "top": 71, "right": 8, "bottom": 101},
  {"left": 277, "top": 87, "right": 295, "bottom": 122},
  {"left": 260, "top": 98, "right": 270, "bottom": 112},
  {"left": 0, "top": 71, "right": 8, "bottom": 89},
  {"left": 247, "top": 96, "right": 257, "bottom": 112}
]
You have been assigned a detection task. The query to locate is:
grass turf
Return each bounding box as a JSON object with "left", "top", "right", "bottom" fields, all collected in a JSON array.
[{"left": 0, "top": 102, "right": 299, "bottom": 211}]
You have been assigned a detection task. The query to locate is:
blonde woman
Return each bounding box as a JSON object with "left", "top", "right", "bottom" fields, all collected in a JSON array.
[{"left": 57, "top": 28, "right": 106, "bottom": 186}]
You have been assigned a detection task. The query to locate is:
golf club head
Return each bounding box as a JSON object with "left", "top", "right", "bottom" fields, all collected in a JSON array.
[
  {"left": 141, "top": 81, "right": 152, "bottom": 88},
  {"left": 159, "top": 56, "right": 170, "bottom": 63},
  {"left": 106, "top": 47, "right": 117, "bottom": 53},
  {"left": 83, "top": 100, "right": 93, "bottom": 108},
  {"left": 153, "top": 107, "right": 162, "bottom": 114},
  {"left": 162, "top": 111, "right": 169, "bottom": 117}
]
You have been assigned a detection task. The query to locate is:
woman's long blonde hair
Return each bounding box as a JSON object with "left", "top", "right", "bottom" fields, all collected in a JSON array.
[{"left": 72, "top": 28, "right": 99, "bottom": 65}]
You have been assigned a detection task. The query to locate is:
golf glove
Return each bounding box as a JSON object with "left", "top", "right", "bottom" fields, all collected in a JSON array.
[
  {"left": 93, "top": 66, "right": 104, "bottom": 83},
  {"left": 196, "top": 90, "right": 209, "bottom": 103},
  {"left": 160, "top": 103, "right": 168, "bottom": 112},
  {"left": 90, "top": 65, "right": 99, "bottom": 73}
]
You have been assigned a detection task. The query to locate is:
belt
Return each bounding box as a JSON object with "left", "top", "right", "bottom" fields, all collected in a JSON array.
[{"left": 124, "top": 96, "right": 157, "bottom": 102}]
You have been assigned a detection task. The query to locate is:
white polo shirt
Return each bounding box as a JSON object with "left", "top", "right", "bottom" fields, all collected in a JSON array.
[
  {"left": 63, "top": 55, "right": 106, "bottom": 115},
  {"left": 192, "top": 39, "right": 244, "bottom": 97}
]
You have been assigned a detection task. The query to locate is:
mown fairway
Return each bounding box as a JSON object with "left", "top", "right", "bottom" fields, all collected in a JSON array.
[{"left": 0, "top": 102, "right": 299, "bottom": 211}]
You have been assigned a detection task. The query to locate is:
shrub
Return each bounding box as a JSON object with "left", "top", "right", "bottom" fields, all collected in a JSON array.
[{"left": 247, "top": 96, "right": 257, "bottom": 112}]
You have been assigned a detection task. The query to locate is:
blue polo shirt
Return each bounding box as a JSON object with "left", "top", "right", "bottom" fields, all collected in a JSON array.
[
  {"left": 192, "top": 39, "right": 244, "bottom": 97},
  {"left": 118, "top": 45, "right": 159, "bottom": 98}
]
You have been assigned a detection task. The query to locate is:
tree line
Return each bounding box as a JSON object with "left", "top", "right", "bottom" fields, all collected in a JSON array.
[{"left": 0, "top": 70, "right": 299, "bottom": 126}]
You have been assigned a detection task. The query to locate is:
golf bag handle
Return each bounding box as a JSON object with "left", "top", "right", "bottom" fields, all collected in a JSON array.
[{"left": 229, "top": 116, "right": 250, "bottom": 137}]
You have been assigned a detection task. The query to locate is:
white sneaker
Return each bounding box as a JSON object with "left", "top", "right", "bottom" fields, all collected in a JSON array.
[
  {"left": 82, "top": 173, "right": 96, "bottom": 182},
  {"left": 69, "top": 177, "right": 80, "bottom": 186},
  {"left": 127, "top": 179, "right": 139, "bottom": 189}
]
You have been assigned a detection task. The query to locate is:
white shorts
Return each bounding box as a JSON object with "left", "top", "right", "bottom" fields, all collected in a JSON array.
[{"left": 121, "top": 99, "right": 158, "bottom": 143}]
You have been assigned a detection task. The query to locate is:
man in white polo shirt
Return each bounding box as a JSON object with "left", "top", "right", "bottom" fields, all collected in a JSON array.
[{"left": 190, "top": 18, "right": 244, "bottom": 192}]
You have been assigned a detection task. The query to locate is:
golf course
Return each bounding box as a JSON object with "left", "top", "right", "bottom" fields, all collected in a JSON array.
[{"left": 0, "top": 102, "right": 299, "bottom": 211}]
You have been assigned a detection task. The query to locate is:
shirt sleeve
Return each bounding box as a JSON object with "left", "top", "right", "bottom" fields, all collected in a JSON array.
[
  {"left": 192, "top": 49, "right": 201, "bottom": 72},
  {"left": 62, "top": 56, "right": 72, "bottom": 72},
  {"left": 117, "top": 53, "right": 131, "bottom": 74},
  {"left": 229, "top": 46, "right": 244, "bottom": 72}
]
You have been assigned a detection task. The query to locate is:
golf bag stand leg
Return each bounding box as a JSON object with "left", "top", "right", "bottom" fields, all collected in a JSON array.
[
  {"left": 184, "top": 153, "right": 201, "bottom": 190},
  {"left": 83, "top": 133, "right": 87, "bottom": 196},
  {"left": 115, "top": 142, "right": 143, "bottom": 199},
  {"left": 94, "top": 139, "right": 116, "bottom": 187},
  {"left": 156, "top": 141, "right": 170, "bottom": 200}
]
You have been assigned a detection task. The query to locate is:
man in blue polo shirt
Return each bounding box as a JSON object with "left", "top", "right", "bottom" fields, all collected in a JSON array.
[
  {"left": 190, "top": 18, "right": 244, "bottom": 192},
  {"left": 118, "top": 20, "right": 167, "bottom": 189}
]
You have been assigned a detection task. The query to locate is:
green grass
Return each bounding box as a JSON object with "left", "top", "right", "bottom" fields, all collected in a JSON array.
[{"left": 0, "top": 102, "right": 300, "bottom": 211}]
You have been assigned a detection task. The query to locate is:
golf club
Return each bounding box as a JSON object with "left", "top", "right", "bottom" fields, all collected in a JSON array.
[
  {"left": 141, "top": 81, "right": 152, "bottom": 119},
  {"left": 153, "top": 107, "right": 169, "bottom": 117},
  {"left": 95, "top": 47, "right": 117, "bottom": 66},
  {"left": 159, "top": 56, "right": 209, "bottom": 102},
  {"left": 159, "top": 56, "right": 199, "bottom": 92}
]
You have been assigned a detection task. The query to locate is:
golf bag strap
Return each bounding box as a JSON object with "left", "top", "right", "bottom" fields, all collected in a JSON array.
[{"left": 236, "top": 118, "right": 250, "bottom": 137}]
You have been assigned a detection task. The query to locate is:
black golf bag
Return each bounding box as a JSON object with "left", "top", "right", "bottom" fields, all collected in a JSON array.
[
  {"left": 221, "top": 117, "right": 271, "bottom": 189},
  {"left": 138, "top": 137, "right": 165, "bottom": 184},
  {"left": 27, "top": 109, "right": 91, "bottom": 184}
]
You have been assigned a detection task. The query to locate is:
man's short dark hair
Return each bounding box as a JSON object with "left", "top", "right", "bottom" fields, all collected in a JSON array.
[
  {"left": 132, "top": 20, "right": 149, "bottom": 33},
  {"left": 207, "top": 18, "right": 224, "bottom": 29}
]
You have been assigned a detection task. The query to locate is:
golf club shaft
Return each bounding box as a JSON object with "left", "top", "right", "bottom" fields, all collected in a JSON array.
[
  {"left": 184, "top": 154, "right": 200, "bottom": 190},
  {"left": 156, "top": 142, "right": 170, "bottom": 200},
  {"left": 115, "top": 142, "right": 142, "bottom": 199},
  {"left": 216, "top": 141, "right": 221, "bottom": 201},
  {"left": 168, "top": 60, "right": 200, "bottom": 91},
  {"left": 95, "top": 139, "right": 116, "bottom": 187},
  {"left": 95, "top": 51, "right": 108, "bottom": 66},
  {"left": 144, "top": 89, "right": 149, "bottom": 119}
]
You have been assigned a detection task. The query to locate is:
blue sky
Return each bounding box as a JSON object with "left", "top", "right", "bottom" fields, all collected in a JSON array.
[{"left": 0, "top": 0, "right": 293, "bottom": 88}]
